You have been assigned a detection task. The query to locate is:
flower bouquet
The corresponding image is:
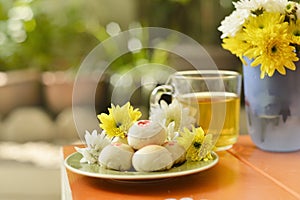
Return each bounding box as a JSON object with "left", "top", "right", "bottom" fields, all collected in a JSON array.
[
  {"left": 218, "top": 0, "right": 300, "bottom": 78},
  {"left": 75, "top": 101, "right": 215, "bottom": 172},
  {"left": 218, "top": 0, "right": 300, "bottom": 152}
]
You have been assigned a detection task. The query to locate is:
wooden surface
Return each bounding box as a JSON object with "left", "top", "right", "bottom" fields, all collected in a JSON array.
[{"left": 61, "top": 136, "right": 300, "bottom": 200}]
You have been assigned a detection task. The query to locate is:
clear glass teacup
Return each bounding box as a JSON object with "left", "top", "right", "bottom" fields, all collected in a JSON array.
[{"left": 150, "top": 70, "right": 242, "bottom": 151}]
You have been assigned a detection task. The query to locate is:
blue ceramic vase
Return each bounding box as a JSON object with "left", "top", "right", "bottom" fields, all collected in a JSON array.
[{"left": 243, "top": 57, "right": 300, "bottom": 152}]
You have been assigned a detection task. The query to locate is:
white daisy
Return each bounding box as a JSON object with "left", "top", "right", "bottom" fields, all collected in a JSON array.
[
  {"left": 233, "top": 0, "right": 262, "bottom": 11},
  {"left": 234, "top": 0, "right": 288, "bottom": 13},
  {"left": 84, "top": 130, "right": 110, "bottom": 151},
  {"left": 165, "top": 121, "right": 179, "bottom": 140},
  {"left": 262, "top": 0, "right": 288, "bottom": 13},
  {"left": 218, "top": 9, "right": 250, "bottom": 38},
  {"left": 75, "top": 130, "right": 111, "bottom": 164},
  {"left": 75, "top": 147, "right": 99, "bottom": 164},
  {"left": 149, "top": 99, "right": 195, "bottom": 132}
]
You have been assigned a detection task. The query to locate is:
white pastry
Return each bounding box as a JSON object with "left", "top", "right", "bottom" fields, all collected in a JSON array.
[
  {"left": 127, "top": 120, "right": 167, "bottom": 150},
  {"left": 163, "top": 141, "right": 186, "bottom": 165},
  {"left": 98, "top": 143, "right": 134, "bottom": 171},
  {"left": 132, "top": 145, "right": 173, "bottom": 172}
]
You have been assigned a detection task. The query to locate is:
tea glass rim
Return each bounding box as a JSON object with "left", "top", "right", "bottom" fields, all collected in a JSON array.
[{"left": 172, "top": 70, "right": 241, "bottom": 80}]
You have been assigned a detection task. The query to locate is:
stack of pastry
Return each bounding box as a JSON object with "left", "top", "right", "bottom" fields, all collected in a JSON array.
[{"left": 98, "top": 120, "right": 186, "bottom": 172}]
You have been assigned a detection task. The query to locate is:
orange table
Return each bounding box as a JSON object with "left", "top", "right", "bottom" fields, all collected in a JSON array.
[{"left": 61, "top": 135, "right": 300, "bottom": 200}]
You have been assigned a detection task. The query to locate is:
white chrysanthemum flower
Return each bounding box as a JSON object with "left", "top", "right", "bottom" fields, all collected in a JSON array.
[
  {"left": 262, "top": 0, "right": 288, "bottom": 13},
  {"left": 84, "top": 130, "right": 110, "bottom": 151},
  {"left": 75, "top": 147, "right": 99, "bottom": 164},
  {"left": 218, "top": 9, "right": 250, "bottom": 38},
  {"left": 166, "top": 121, "right": 180, "bottom": 140},
  {"left": 234, "top": 0, "right": 262, "bottom": 11},
  {"left": 234, "top": 0, "right": 288, "bottom": 13},
  {"left": 75, "top": 130, "right": 111, "bottom": 164},
  {"left": 150, "top": 99, "right": 195, "bottom": 132}
]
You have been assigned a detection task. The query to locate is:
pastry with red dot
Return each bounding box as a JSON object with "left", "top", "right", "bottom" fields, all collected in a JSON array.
[{"left": 127, "top": 120, "right": 167, "bottom": 150}]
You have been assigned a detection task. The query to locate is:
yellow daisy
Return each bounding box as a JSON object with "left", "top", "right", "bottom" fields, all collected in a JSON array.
[
  {"left": 176, "top": 127, "right": 195, "bottom": 150},
  {"left": 222, "top": 32, "right": 252, "bottom": 63},
  {"left": 243, "top": 12, "right": 298, "bottom": 78},
  {"left": 177, "top": 126, "right": 214, "bottom": 162},
  {"left": 185, "top": 127, "right": 206, "bottom": 162},
  {"left": 289, "top": 19, "right": 300, "bottom": 45},
  {"left": 251, "top": 37, "right": 298, "bottom": 78},
  {"left": 244, "top": 12, "right": 285, "bottom": 33},
  {"left": 243, "top": 12, "right": 286, "bottom": 58},
  {"left": 97, "top": 102, "right": 142, "bottom": 138}
]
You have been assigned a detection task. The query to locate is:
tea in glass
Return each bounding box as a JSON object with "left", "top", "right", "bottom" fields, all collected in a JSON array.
[{"left": 178, "top": 91, "right": 240, "bottom": 150}]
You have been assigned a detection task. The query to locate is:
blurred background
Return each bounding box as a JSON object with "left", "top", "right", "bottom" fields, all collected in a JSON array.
[{"left": 0, "top": 0, "right": 243, "bottom": 199}]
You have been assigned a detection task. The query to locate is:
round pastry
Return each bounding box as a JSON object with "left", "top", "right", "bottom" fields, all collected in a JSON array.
[
  {"left": 132, "top": 145, "right": 173, "bottom": 172},
  {"left": 98, "top": 143, "right": 134, "bottom": 171},
  {"left": 127, "top": 120, "right": 167, "bottom": 150},
  {"left": 163, "top": 141, "right": 186, "bottom": 165}
]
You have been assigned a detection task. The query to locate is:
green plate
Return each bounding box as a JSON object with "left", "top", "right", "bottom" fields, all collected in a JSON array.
[{"left": 64, "top": 152, "right": 218, "bottom": 181}]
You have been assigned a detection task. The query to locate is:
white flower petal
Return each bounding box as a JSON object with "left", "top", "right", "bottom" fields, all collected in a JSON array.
[
  {"left": 218, "top": 9, "right": 250, "bottom": 38},
  {"left": 76, "top": 130, "right": 111, "bottom": 164},
  {"left": 150, "top": 99, "right": 195, "bottom": 132},
  {"left": 75, "top": 147, "right": 98, "bottom": 164}
]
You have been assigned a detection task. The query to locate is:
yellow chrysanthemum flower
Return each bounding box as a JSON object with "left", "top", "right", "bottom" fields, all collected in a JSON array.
[
  {"left": 219, "top": 2, "right": 300, "bottom": 79},
  {"left": 243, "top": 12, "right": 286, "bottom": 58},
  {"left": 186, "top": 130, "right": 204, "bottom": 161},
  {"left": 251, "top": 38, "right": 298, "bottom": 78},
  {"left": 177, "top": 126, "right": 214, "bottom": 162},
  {"left": 289, "top": 19, "right": 300, "bottom": 45},
  {"left": 244, "top": 12, "right": 285, "bottom": 33},
  {"left": 176, "top": 127, "right": 195, "bottom": 150},
  {"left": 222, "top": 32, "right": 252, "bottom": 63},
  {"left": 243, "top": 12, "right": 298, "bottom": 78},
  {"left": 97, "top": 102, "right": 142, "bottom": 138}
]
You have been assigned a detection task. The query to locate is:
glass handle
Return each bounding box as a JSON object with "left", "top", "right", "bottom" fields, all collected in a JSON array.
[{"left": 150, "top": 85, "right": 173, "bottom": 107}]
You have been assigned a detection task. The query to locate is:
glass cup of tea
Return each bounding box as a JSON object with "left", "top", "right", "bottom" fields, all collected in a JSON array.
[{"left": 150, "top": 70, "right": 242, "bottom": 151}]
